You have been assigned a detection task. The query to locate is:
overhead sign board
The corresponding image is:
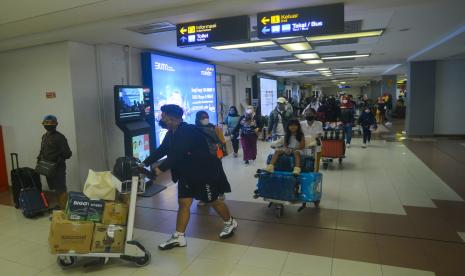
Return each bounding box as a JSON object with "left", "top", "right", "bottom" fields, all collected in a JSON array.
[
  {"left": 176, "top": 15, "right": 250, "bottom": 47},
  {"left": 257, "top": 3, "right": 344, "bottom": 39}
]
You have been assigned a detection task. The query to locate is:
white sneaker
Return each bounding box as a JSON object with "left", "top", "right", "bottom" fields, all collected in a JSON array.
[
  {"left": 346, "top": 143, "right": 351, "bottom": 148},
  {"left": 219, "top": 218, "right": 238, "bottom": 239},
  {"left": 159, "top": 233, "right": 187, "bottom": 250},
  {"left": 362, "top": 143, "right": 367, "bottom": 148}
]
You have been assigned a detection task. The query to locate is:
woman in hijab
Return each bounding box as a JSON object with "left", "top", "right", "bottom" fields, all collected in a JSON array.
[{"left": 233, "top": 106, "right": 263, "bottom": 165}]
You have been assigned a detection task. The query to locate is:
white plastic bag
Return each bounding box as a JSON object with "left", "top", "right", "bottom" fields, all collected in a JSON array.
[{"left": 83, "top": 170, "right": 116, "bottom": 200}]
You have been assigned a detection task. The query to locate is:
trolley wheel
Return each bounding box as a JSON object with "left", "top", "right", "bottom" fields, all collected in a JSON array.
[
  {"left": 338, "top": 158, "right": 343, "bottom": 164},
  {"left": 276, "top": 205, "right": 284, "bottom": 218},
  {"left": 323, "top": 162, "right": 329, "bottom": 170},
  {"left": 57, "top": 256, "right": 76, "bottom": 268},
  {"left": 134, "top": 250, "right": 151, "bottom": 267},
  {"left": 314, "top": 200, "right": 320, "bottom": 208}
]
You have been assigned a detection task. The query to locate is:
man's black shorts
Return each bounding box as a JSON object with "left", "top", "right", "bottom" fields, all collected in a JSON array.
[{"left": 178, "top": 178, "right": 219, "bottom": 203}]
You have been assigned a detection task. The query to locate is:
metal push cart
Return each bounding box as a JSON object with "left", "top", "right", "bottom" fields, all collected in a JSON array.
[
  {"left": 56, "top": 172, "right": 151, "bottom": 268},
  {"left": 254, "top": 146, "right": 322, "bottom": 218}
]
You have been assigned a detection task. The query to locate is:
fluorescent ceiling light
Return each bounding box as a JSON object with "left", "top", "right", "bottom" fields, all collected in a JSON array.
[
  {"left": 211, "top": 41, "right": 275, "bottom": 50},
  {"left": 258, "top": 59, "right": 300, "bottom": 64},
  {"left": 272, "top": 36, "right": 300, "bottom": 40},
  {"left": 315, "top": 68, "right": 330, "bottom": 71},
  {"left": 307, "top": 30, "right": 384, "bottom": 41},
  {"left": 295, "top": 53, "right": 320, "bottom": 59},
  {"left": 340, "top": 81, "right": 346, "bottom": 84},
  {"left": 319, "top": 70, "right": 331, "bottom": 73},
  {"left": 321, "top": 54, "right": 370, "bottom": 60},
  {"left": 334, "top": 72, "right": 359, "bottom": 75},
  {"left": 303, "top": 59, "right": 323, "bottom": 64},
  {"left": 280, "top": 42, "right": 312, "bottom": 52}
]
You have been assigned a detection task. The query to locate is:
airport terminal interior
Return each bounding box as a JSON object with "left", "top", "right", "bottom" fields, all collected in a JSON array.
[{"left": 1, "top": 1, "right": 465, "bottom": 275}]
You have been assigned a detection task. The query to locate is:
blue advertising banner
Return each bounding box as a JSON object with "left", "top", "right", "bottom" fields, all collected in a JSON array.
[{"left": 141, "top": 53, "right": 217, "bottom": 146}]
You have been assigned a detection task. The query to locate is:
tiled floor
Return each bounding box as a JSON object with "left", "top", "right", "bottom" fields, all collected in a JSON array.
[
  {"left": 2, "top": 122, "right": 465, "bottom": 275},
  {"left": 0, "top": 205, "right": 437, "bottom": 275}
]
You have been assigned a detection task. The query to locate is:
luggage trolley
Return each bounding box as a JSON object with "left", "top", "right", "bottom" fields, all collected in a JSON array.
[
  {"left": 321, "top": 123, "right": 346, "bottom": 170},
  {"left": 56, "top": 169, "right": 152, "bottom": 268},
  {"left": 254, "top": 146, "right": 323, "bottom": 218}
]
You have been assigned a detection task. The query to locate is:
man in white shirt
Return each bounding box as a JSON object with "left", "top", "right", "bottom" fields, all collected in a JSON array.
[{"left": 300, "top": 109, "right": 324, "bottom": 171}]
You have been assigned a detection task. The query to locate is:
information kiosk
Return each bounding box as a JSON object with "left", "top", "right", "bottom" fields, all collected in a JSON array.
[{"left": 114, "top": 85, "right": 165, "bottom": 197}]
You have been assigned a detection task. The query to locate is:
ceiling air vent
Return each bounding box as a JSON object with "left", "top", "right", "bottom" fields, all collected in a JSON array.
[{"left": 127, "top": 21, "right": 176, "bottom": 34}]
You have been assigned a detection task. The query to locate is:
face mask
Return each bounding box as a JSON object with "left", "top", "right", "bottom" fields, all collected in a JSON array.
[
  {"left": 200, "top": 118, "right": 209, "bottom": 126},
  {"left": 246, "top": 109, "right": 253, "bottom": 115},
  {"left": 229, "top": 110, "right": 236, "bottom": 115},
  {"left": 365, "top": 110, "right": 370, "bottom": 113},
  {"left": 306, "top": 116, "right": 315, "bottom": 121},
  {"left": 44, "top": 125, "right": 56, "bottom": 132},
  {"left": 158, "top": 120, "right": 168, "bottom": 129},
  {"left": 343, "top": 100, "right": 348, "bottom": 104}
]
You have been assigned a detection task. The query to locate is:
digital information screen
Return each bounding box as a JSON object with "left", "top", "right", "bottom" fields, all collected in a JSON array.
[
  {"left": 176, "top": 15, "right": 250, "bottom": 47},
  {"left": 257, "top": 3, "right": 344, "bottom": 39},
  {"left": 141, "top": 53, "right": 217, "bottom": 146},
  {"left": 132, "top": 134, "right": 150, "bottom": 161},
  {"left": 260, "top": 78, "right": 278, "bottom": 116},
  {"left": 117, "top": 87, "right": 151, "bottom": 121}
]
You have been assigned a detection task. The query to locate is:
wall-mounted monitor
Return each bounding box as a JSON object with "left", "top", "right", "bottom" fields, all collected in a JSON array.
[
  {"left": 141, "top": 52, "right": 217, "bottom": 146},
  {"left": 131, "top": 133, "right": 151, "bottom": 161}
]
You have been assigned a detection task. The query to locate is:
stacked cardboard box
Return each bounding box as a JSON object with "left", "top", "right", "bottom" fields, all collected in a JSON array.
[
  {"left": 49, "top": 211, "right": 94, "bottom": 254},
  {"left": 50, "top": 191, "right": 129, "bottom": 254}
]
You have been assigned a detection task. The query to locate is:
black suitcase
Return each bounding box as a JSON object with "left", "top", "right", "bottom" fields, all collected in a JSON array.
[
  {"left": 10, "top": 153, "right": 46, "bottom": 216},
  {"left": 11, "top": 153, "right": 42, "bottom": 208}
]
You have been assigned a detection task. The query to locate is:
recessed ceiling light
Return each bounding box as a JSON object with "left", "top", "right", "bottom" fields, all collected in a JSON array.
[
  {"left": 258, "top": 59, "right": 301, "bottom": 64},
  {"left": 211, "top": 41, "right": 275, "bottom": 50},
  {"left": 307, "top": 30, "right": 384, "bottom": 41},
  {"left": 280, "top": 42, "right": 312, "bottom": 52},
  {"left": 295, "top": 53, "right": 320, "bottom": 59},
  {"left": 303, "top": 59, "right": 323, "bottom": 64},
  {"left": 321, "top": 54, "right": 370, "bottom": 60},
  {"left": 340, "top": 81, "right": 346, "bottom": 84}
]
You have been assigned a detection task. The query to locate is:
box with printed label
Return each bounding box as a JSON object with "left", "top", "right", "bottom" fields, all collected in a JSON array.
[
  {"left": 102, "top": 201, "right": 128, "bottom": 225},
  {"left": 87, "top": 199, "right": 105, "bottom": 222},
  {"left": 48, "top": 211, "right": 94, "bottom": 254},
  {"left": 65, "top": 192, "right": 90, "bottom": 221},
  {"left": 91, "top": 223, "right": 126, "bottom": 253}
]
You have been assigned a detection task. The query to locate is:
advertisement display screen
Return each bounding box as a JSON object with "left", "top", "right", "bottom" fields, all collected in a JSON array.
[
  {"left": 116, "top": 87, "right": 151, "bottom": 121},
  {"left": 141, "top": 53, "right": 217, "bottom": 146},
  {"left": 132, "top": 134, "right": 151, "bottom": 161},
  {"left": 260, "top": 78, "right": 278, "bottom": 116}
]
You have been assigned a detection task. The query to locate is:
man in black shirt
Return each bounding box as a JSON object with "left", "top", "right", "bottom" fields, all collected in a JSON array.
[
  {"left": 142, "top": 105, "right": 237, "bottom": 250},
  {"left": 38, "top": 115, "right": 72, "bottom": 209}
]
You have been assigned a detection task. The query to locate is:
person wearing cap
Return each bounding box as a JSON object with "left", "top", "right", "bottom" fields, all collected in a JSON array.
[
  {"left": 141, "top": 104, "right": 238, "bottom": 250},
  {"left": 268, "top": 97, "right": 293, "bottom": 141},
  {"left": 37, "top": 115, "right": 72, "bottom": 209}
]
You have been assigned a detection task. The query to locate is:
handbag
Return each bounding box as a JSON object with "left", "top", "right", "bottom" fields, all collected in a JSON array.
[
  {"left": 83, "top": 170, "right": 116, "bottom": 200},
  {"left": 35, "top": 160, "right": 57, "bottom": 178}
]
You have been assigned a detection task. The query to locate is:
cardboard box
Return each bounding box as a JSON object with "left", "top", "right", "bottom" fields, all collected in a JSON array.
[
  {"left": 91, "top": 223, "right": 126, "bottom": 253},
  {"left": 49, "top": 211, "right": 94, "bottom": 254},
  {"left": 65, "top": 192, "right": 90, "bottom": 221},
  {"left": 102, "top": 201, "right": 128, "bottom": 225},
  {"left": 87, "top": 200, "right": 105, "bottom": 222}
]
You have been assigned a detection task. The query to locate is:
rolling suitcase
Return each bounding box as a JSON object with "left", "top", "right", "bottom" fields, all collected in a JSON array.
[
  {"left": 256, "top": 171, "right": 300, "bottom": 202},
  {"left": 10, "top": 153, "right": 48, "bottom": 217},
  {"left": 11, "top": 153, "right": 42, "bottom": 208}
]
